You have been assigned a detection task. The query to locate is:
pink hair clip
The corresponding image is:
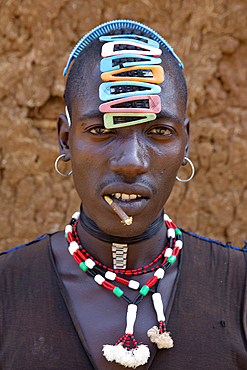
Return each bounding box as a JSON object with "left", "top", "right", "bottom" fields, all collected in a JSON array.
[
  {"left": 99, "top": 95, "right": 161, "bottom": 114},
  {"left": 101, "top": 41, "right": 162, "bottom": 58}
]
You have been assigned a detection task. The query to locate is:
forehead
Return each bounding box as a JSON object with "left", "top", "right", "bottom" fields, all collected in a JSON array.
[{"left": 71, "top": 52, "right": 185, "bottom": 123}]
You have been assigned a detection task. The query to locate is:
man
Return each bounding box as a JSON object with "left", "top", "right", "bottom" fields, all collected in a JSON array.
[{"left": 1, "top": 20, "right": 246, "bottom": 369}]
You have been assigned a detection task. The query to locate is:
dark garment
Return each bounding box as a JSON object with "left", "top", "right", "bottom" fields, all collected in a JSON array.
[{"left": 0, "top": 232, "right": 247, "bottom": 369}]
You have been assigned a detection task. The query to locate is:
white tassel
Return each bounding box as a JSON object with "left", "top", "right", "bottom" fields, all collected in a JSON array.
[
  {"left": 103, "top": 343, "right": 150, "bottom": 368},
  {"left": 147, "top": 326, "right": 173, "bottom": 349},
  {"left": 103, "top": 343, "right": 126, "bottom": 362},
  {"left": 148, "top": 293, "right": 174, "bottom": 349}
]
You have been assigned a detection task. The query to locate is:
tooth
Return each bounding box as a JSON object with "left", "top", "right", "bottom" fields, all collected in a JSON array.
[
  {"left": 122, "top": 193, "right": 130, "bottom": 200},
  {"left": 130, "top": 194, "right": 137, "bottom": 200},
  {"left": 138, "top": 195, "right": 142, "bottom": 198},
  {"left": 115, "top": 193, "right": 121, "bottom": 199}
]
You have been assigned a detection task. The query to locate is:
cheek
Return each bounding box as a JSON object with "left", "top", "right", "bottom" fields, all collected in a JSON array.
[
  {"left": 150, "top": 141, "right": 184, "bottom": 177},
  {"left": 148, "top": 142, "right": 185, "bottom": 204},
  {"left": 69, "top": 139, "right": 101, "bottom": 195}
]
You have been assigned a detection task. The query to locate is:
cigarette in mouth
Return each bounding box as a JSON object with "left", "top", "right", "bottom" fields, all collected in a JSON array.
[{"left": 104, "top": 195, "right": 133, "bottom": 226}]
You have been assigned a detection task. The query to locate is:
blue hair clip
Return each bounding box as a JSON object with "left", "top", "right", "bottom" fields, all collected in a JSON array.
[
  {"left": 63, "top": 19, "right": 183, "bottom": 76},
  {"left": 99, "top": 81, "right": 161, "bottom": 101},
  {"left": 99, "top": 34, "right": 159, "bottom": 48},
  {"left": 100, "top": 54, "right": 162, "bottom": 72}
]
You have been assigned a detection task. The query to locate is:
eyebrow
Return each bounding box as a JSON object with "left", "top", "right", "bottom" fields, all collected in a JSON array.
[
  {"left": 156, "top": 110, "right": 182, "bottom": 124},
  {"left": 78, "top": 110, "right": 104, "bottom": 121}
]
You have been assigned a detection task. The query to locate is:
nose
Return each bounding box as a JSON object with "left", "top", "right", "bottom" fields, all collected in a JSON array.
[{"left": 109, "top": 133, "right": 150, "bottom": 177}]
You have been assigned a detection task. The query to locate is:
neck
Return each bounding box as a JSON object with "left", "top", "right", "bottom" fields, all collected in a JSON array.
[
  {"left": 76, "top": 214, "right": 168, "bottom": 270},
  {"left": 79, "top": 205, "right": 164, "bottom": 244}
]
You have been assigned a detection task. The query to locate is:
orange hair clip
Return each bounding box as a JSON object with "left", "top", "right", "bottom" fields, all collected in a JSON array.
[{"left": 101, "top": 65, "right": 164, "bottom": 84}]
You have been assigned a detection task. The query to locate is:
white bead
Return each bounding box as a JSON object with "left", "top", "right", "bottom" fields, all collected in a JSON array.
[
  {"left": 152, "top": 293, "right": 165, "bottom": 322},
  {"left": 68, "top": 241, "right": 79, "bottom": 255},
  {"left": 128, "top": 280, "right": 140, "bottom": 290},
  {"left": 72, "top": 211, "right": 80, "bottom": 220},
  {"left": 164, "top": 214, "right": 172, "bottom": 222},
  {"left": 175, "top": 240, "right": 183, "bottom": 249},
  {"left": 165, "top": 248, "right": 173, "bottom": 258},
  {"left": 154, "top": 268, "right": 165, "bottom": 279},
  {"left": 65, "top": 225, "right": 72, "bottom": 235},
  {"left": 167, "top": 228, "right": 175, "bottom": 239},
  {"left": 105, "top": 271, "right": 116, "bottom": 281},
  {"left": 125, "top": 304, "right": 137, "bottom": 335},
  {"left": 85, "top": 258, "right": 95, "bottom": 269},
  {"left": 94, "top": 274, "right": 105, "bottom": 285}
]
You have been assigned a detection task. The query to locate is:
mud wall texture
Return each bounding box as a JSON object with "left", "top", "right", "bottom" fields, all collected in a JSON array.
[{"left": 0, "top": 0, "right": 247, "bottom": 251}]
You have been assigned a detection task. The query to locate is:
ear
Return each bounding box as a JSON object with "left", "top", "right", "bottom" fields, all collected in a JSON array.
[
  {"left": 57, "top": 114, "right": 71, "bottom": 160},
  {"left": 182, "top": 117, "right": 190, "bottom": 165}
]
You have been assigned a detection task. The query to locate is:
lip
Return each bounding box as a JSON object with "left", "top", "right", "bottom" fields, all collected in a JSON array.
[{"left": 102, "top": 183, "right": 152, "bottom": 215}]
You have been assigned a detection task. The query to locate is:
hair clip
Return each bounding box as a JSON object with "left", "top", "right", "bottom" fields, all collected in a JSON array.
[
  {"left": 99, "top": 95, "right": 161, "bottom": 114},
  {"left": 104, "top": 112, "right": 156, "bottom": 129},
  {"left": 100, "top": 54, "right": 162, "bottom": 72},
  {"left": 99, "top": 81, "right": 161, "bottom": 101},
  {"left": 63, "top": 19, "right": 183, "bottom": 76},
  {"left": 101, "top": 65, "right": 164, "bottom": 84},
  {"left": 101, "top": 41, "right": 162, "bottom": 58},
  {"left": 99, "top": 35, "right": 159, "bottom": 48},
  {"left": 65, "top": 106, "right": 71, "bottom": 126}
]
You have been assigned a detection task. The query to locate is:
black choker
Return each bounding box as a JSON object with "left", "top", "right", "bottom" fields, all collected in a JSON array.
[{"left": 79, "top": 205, "right": 164, "bottom": 245}]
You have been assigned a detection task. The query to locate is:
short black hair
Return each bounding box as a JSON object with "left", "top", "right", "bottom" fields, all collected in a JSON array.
[{"left": 64, "top": 28, "right": 187, "bottom": 120}]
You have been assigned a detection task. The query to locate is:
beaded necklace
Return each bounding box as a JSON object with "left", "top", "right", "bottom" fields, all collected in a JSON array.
[{"left": 65, "top": 211, "right": 183, "bottom": 368}]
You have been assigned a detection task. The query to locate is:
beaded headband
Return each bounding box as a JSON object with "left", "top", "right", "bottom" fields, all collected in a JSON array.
[{"left": 63, "top": 19, "right": 183, "bottom": 76}]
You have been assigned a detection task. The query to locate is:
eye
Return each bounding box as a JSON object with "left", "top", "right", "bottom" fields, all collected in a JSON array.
[
  {"left": 89, "top": 126, "right": 113, "bottom": 135},
  {"left": 147, "top": 127, "right": 173, "bottom": 136}
]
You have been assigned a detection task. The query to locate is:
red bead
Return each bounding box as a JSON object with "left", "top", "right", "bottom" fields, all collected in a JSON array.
[
  {"left": 146, "top": 276, "right": 158, "bottom": 287},
  {"left": 102, "top": 280, "right": 115, "bottom": 291},
  {"left": 73, "top": 253, "right": 81, "bottom": 264},
  {"left": 77, "top": 249, "right": 87, "bottom": 261},
  {"left": 115, "top": 276, "right": 129, "bottom": 285},
  {"left": 67, "top": 232, "right": 73, "bottom": 243}
]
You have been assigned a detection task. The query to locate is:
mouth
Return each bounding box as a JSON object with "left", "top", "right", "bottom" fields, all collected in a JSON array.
[{"left": 102, "top": 183, "right": 152, "bottom": 216}]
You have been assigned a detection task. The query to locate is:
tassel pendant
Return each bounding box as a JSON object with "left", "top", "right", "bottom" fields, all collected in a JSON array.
[
  {"left": 103, "top": 304, "right": 150, "bottom": 368},
  {"left": 147, "top": 293, "right": 173, "bottom": 349},
  {"left": 147, "top": 321, "right": 173, "bottom": 349}
]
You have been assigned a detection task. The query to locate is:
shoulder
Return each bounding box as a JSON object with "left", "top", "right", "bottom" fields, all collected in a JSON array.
[
  {"left": 0, "top": 234, "right": 58, "bottom": 319},
  {"left": 182, "top": 229, "right": 247, "bottom": 253},
  {"left": 0, "top": 234, "right": 51, "bottom": 278},
  {"left": 182, "top": 229, "right": 247, "bottom": 271}
]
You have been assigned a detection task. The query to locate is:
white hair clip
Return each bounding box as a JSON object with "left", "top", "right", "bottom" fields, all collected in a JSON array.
[{"left": 65, "top": 106, "right": 71, "bottom": 126}]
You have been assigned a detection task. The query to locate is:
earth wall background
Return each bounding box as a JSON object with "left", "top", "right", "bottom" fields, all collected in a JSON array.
[{"left": 0, "top": 0, "right": 247, "bottom": 251}]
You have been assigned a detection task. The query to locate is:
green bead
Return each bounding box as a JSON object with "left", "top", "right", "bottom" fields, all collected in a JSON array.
[
  {"left": 140, "top": 285, "right": 150, "bottom": 296},
  {"left": 65, "top": 233, "right": 67, "bottom": 239},
  {"left": 168, "top": 255, "right": 176, "bottom": 264},
  {"left": 79, "top": 262, "right": 88, "bottom": 272},
  {"left": 113, "top": 287, "right": 124, "bottom": 297},
  {"left": 175, "top": 228, "right": 182, "bottom": 236}
]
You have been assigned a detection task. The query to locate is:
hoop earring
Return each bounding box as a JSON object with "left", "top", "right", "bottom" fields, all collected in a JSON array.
[
  {"left": 55, "top": 154, "right": 73, "bottom": 176},
  {"left": 176, "top": 157, "right": 195, "bottom": 182}
]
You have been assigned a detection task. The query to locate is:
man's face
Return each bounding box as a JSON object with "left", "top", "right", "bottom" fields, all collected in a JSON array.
[{"left": 68, "top": 59, "right": 189, "bottom": 237}]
